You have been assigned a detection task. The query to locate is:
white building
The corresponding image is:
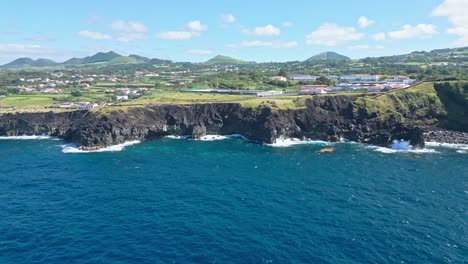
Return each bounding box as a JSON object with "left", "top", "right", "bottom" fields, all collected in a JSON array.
[
  {"left": 269, "top": 76, "right": 288, "bottom": 82},
  {"left": 384, "top": 76, "right": 414, "bottom": 85},
  {"left": 116, "top": 95, "right": 129, "bottom": 101},
  {"left": 340, "top": 75, "right": 381, "bottom": 84},
  {"left": 288, "top": 74, "right": 318, "bottom": 82},
  {"left": 77, "top": 102, "right": 98, "bottom": 110}
]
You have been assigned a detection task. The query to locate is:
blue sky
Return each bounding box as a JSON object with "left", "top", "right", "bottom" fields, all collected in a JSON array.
[{"left": 0, "top": 0, "right": 466, "bottom": 63}]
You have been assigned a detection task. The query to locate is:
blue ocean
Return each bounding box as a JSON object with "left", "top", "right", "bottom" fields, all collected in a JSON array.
[{"left": 0, "top": 137, "right": 466, "bottom": 263}]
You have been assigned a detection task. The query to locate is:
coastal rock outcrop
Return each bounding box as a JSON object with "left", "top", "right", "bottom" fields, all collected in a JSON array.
[{"left": 0, "top": 93, "right": 464, "bottom": 149}]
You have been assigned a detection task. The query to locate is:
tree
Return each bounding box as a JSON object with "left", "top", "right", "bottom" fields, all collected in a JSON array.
[
  {"left": 71, "top": 91, "right": 82, "bottom": 97},
  {"left": 278, "top": 68, "right": 288, "bottom": 77}
]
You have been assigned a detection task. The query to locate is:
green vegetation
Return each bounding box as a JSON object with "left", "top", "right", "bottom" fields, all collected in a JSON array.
[
  {"left": 204, "top": 55, "right": 246, "bottom": 65},
  {"left": 305, "top": 51, "right": 351, "bottom": 62},
  {"left": 353, "top": 81, "right": 468, "bottom": 132},
  {"left": 433, "top": 81, "right": 468, "bottom": 131}
]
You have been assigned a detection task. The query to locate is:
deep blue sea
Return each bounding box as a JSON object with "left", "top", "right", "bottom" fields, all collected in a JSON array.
[{"left": 0, "top": 138, "right": 466, "bottom": 264}]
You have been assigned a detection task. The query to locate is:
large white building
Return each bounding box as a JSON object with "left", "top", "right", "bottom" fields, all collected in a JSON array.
[
  {"left": 288, "top": 74, "right": 319, "bottom": 82},
  {"left": 339, "top": 75, "right": 381, "bottom": 84}
]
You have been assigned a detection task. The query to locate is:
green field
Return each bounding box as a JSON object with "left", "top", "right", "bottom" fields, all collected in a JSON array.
[
  {"left": 0, "top": 92, "right": 113, "bottom": 113},
  {"left": 0, "top": 82, "right": 439, "bottom": 113}
]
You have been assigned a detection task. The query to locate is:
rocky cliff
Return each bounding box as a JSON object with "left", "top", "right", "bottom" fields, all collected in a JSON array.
[{"left": 0, "top": 93, "right": 450, "bottom": 149}]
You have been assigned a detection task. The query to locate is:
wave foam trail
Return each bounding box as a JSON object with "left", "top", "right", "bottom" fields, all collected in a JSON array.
[
  {"left": 371, "top": 140, "right": 437, "bottom": 154},
  {"left": 267, "top": 137, "right": 331, "bottom": 147},
  {"left": 165, "top": 135, "right": 190, "bottom": 140},
  {"left": 0, "top": 135, "right": 57, "bottom": 140},
  {"left": 426, "top": 142, "right": 468, "bottom": 151},
  {"left": 62, "top": 141, "right": 141, "bottom": 153},
  {"left": 165, "top": 134, "right": 249, "bottom": 141}
]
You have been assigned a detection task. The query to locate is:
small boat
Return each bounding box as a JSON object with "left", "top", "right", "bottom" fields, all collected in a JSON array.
[{"left": 320, "top": 148, "right": 335, "bottom": 153}]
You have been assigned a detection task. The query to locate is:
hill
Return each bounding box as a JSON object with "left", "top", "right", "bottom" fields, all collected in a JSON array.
[
  {"left": 0, "top": 57, "right": 58, "bottom": 68},
  {"left": 108, "top": 56, "right": 147, "bottom": 65},
  {"left": 305, "top": 52, "right": 351, "bottom": 62},
  {"left": 205, "top": 55, "right": 246, "bottom": 65},
  {"left": 82, "top": 51, "right": 122, "bottom": 64}
]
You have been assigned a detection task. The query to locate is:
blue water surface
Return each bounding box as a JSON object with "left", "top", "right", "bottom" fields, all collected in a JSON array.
[{"left": 0, "top": 139, "right": 466, "bottom": 263}]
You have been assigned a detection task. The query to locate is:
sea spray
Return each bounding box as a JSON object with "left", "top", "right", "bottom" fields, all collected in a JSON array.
[
  {"left": 0, "top": 135, "right": 58, "bottom": 140},
  {"left": 61, "top": 141, "right": 141, "bottom": 153},
  {"left": 266, "top": 137, "right": 331, "bottom": 147},
  {"left": 370, "top": 140, "right": 437, "bottom": 154}
]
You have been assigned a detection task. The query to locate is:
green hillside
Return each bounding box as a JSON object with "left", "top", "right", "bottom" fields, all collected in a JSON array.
[
  {"left": 305, "top": 52, "right": 351, "bottom": 62},
  {"left": 205, "top": 55, "right": 246, "bottom": 65}
]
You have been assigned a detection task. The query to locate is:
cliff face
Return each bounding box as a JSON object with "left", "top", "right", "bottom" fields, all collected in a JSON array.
[{"left": 0, "top": 94, "right": 442, "bottom": 149}]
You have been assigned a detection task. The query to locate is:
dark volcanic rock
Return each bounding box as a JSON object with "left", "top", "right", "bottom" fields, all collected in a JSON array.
[
  {"left": 424, "top": 130, "right": 468, "bottom": 144},
  {"left": 0, "top": 96, "right": 459, "bottom": 149}
]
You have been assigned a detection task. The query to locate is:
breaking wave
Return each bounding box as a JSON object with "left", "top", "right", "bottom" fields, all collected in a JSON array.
[
  {"left": 0, "top": 135, "right": 58, "bottom": 140},
  {"left": 267, "top": 137, "right": 331, "bottom": 147},
  {"left": 61, "top": 141, "right": 141, "bottom": 153},
  {"left": 426, "top": 142, "right": 468, "bottom": 152},
  {"left": 165, "top": 134, "right": 249, "bottom": 141},
  {"left": 370, "top": 140, "right": 437, "bottom": 154}
]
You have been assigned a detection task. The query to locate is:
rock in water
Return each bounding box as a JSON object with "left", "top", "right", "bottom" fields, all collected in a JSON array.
[
  {"left": 408, "top": 127, "right": 425, "bottom": 148},
  {"left": 191, "top": 125, "right": 207, "bottom": 140}
]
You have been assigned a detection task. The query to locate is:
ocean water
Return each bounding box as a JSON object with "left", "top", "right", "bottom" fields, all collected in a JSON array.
[{"left": 0, "top": 138, "right": 466, "bottom": 263}]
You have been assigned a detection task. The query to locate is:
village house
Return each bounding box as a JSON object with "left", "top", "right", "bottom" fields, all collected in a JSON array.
[
  {"left": 116, "top": 95, "right": 129, "bottom": 101},
  {"left": 77, "top": 102, "right": 99, "bottom": 110},
  {"left": 299, "top": 85, "right": 329, "bottom": 95},
  {"left": 269, "top": 76, "right": 288, "bottom": 82}
]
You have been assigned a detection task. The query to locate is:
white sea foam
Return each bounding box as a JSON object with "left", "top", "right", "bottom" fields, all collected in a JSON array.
[
  {"left": 61, "top": 141, "right": 141, "bottom": 153},
  {"left": 0, "top": 135, "right": 57, "bottom": 140},
  {"left": 197, "top": 134, "right": 249, "bottom": 141},
  {"left": 426, "top": 142, "right": 468, "bottom": 151},
  {"left": 267, "top": 137, "right": 331, "bottom": 147},
  {"left": 165, "top": 134, "right": 249, "bottom": 141},
  {"left": 165, "top": 135, "right": 191, "bottom": 140},
  {"left": 370, "top": 140, "right": 437, "bottom": 154}
]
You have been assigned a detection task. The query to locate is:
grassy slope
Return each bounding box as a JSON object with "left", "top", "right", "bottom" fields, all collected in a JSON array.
[{"left": 354, "top": 82, "right": 449, "bottom": 127}]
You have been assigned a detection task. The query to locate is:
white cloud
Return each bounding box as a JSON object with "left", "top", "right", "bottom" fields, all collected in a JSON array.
[
  {"left": 306, "top": 23, "right": 364, "bottom": 46},
  {"left": 157, "top": 31, "right": 200, "bottom": 40},
  {"left": 0, "top": 43, "right": 81, "bottom": 63},
  {"left": 221, "top": 14, "right": 236, "bottom": 24},
  {"left": 387, "top": 24, "right": 438, "bottom": 40},
  {"left": 226, "top": 41, "right": 273, "bottom": 48},
  {"left": 158, "top": 21, "right": 207, "bottom": 41},
  {"left": 373, "top": 32, "right": 386, "bottom": 41},
  {"left": 282, "top": 21, "right": 293, "bottom": 27},
  {"left": 349, "top": 44, "right": 370, "bottom": 50},
  {"left": 110, "top": 20, "right": 147, "bottom": 32},
  {"left": 349, "top": 44, "right": 384, "bottom": 50},
  {"left": 110, "top": 20, "right": 148, "bottom": 42},
  {"left": 253, "top": 24, "right": 281, "bottom": 36},
  {"left": 357, "top": 16, "right": 374, "bottom": 28},
  {"left": 187, "top": 49, "right": 213, "bottom": 55},
  {"left": 226, "top": 40, "right": 298, "bottom": 49},
  {"left": 187, "top": 20, "right": 208, "bottom": 31},
  {"left": 78, "top": 30, "right": 112, "bottom": 40},
  {"left": 432, "top": 0, "right": 468, "bottom": 46},
  {"left": 274, "top": 41, "right": 298, "bottom": 48}
]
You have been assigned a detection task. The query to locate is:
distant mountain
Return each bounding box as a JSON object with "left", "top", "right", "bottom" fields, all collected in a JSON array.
[
  {"left": 305, "top": 52, "right": 351, "bottom": 62},
  {"left": 150, "top": 58, "right": 173, "bottom": 64},
  {"left": 82, "top": 51, "right": 122, "bottom": 64},
  {"left": 62, "top": 57, "right": 84, "bottom": 65},
  {"left": 34, "top": 58, "right": 59, "bottom": 67},
  {"left": 129, "top": 54, "right": 151, "bottom": 62},
  {"left": 0, "top": 57, "right": 58, "bottom": 68},
  {"left": 108, "top": 56, "right": 147, "bottom": 64},
  {"left": 205, "top": 55, "right": 247, "bottom": 65}
]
